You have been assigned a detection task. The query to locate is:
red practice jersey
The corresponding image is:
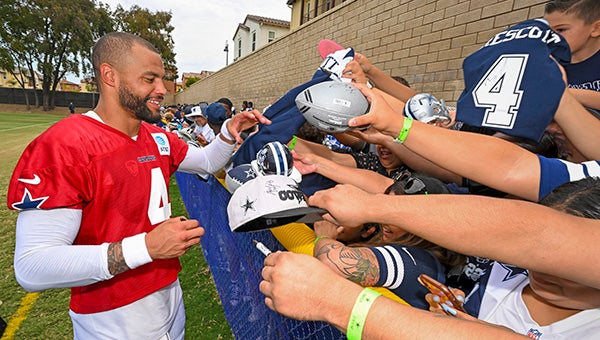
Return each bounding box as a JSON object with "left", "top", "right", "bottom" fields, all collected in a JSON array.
[{"left": 7, "top": 114, "right": 189, "bottom": 313}]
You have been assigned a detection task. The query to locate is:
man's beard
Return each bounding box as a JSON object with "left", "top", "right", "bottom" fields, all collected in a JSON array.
[{"left": 118, "top": 83, "right": 161, "bottom": 124}]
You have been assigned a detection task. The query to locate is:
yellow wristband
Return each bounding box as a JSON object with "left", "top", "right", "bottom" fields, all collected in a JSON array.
[
  {"left": 394, "top": 117, "right": 413, "bottom": 143},
  {"left": 313, "top": 235, "right": 330, "bottom": 245},
  {"left": 288, "top": 135, "right": 298, "bottom": 150},
  {"left": 347, "top": 288, "right": 381, "bottom": 340}
]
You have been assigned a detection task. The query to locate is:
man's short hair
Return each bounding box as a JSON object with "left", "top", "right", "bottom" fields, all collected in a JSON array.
[{"left": 92, "top": 32, "right": 159, "bottom": 90}]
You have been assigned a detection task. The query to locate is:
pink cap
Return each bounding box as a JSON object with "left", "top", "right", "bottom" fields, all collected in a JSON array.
[{"left": 317, "top": 39, "right": 346, "bottom": 59}]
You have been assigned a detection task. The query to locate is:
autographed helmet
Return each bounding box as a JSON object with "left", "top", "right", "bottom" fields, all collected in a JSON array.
[
  {"left": 254, "top": 141, "right": 294, "bottom": 176},
  {"left": 176, "top": 128, "right": 200, "bottom": 148},
  {"left": 403, "top": 93, "right": 451, "bottom": 124}
]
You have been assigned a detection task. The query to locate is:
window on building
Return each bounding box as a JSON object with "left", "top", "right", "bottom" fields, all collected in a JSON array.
[
  {"left": 268, "top": 31, "right": 276, "bottom": 43},
  {"left": 326, "top": 0, "right": 332, "bottom": 10},
  {"left": 251, "top": 31, "right": 256, "bottom": 51},
  {"left": 305, "top": 1, "right": 311, "bottom": 22},
  {"left": 237, "top": 38, "right": 242, "bottom": 58}
]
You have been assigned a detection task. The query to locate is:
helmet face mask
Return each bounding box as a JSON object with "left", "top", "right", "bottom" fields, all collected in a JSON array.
[
  {"left": 255, "top": 141, "right": 294, "bottom": 176},
  {"left": 404, "top": 93, "right": 451, "bottom": 125}
]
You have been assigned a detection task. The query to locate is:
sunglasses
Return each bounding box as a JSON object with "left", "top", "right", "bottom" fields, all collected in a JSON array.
[{"left": 392, "top": 170, "right": 428, "bottom": 195}]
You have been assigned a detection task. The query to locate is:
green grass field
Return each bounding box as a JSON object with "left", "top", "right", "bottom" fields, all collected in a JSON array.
[{"left": 0, "top": 112, "right": 232, "bottom": 339}]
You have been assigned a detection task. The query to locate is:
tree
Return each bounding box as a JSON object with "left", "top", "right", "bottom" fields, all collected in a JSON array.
[
  {"left": 185, "top": 77, "right": 201, "bottom": 88},
  {"left": 0, "top": 1, "right": 178, "bottom": 111},
  {"left": 112, "top": 4, "right": 178, "bottom": 82},
  {"left": 0, "top": 0, "right": 113, "bottom": 111}
]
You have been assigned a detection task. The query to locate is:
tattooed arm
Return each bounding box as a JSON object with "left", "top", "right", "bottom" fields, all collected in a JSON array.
[
  {"left": 14, "top": 209, "right": 200, "bottom": 291},
  {"left": 313, "top": 220, "right": 380, "bottom": 286}
]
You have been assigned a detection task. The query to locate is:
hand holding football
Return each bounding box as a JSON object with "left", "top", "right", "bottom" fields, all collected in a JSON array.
[{"left": 295, "top": 81, "right": 369, "bottom": 133}]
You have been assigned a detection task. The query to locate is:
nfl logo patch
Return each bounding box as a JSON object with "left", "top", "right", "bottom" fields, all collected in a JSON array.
[{"left": 527, "top": 328, "right": 542, "bottom": 339}]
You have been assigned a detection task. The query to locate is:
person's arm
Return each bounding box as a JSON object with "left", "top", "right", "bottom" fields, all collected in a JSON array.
[
  {"left": 293, "top": 150, "right": 393, "bottom": 193},
  {"left": 351, "top": 128, "right": 463, "bottom": 185},
  {"left": 554, "top": 88, "right": 600, "bottom": 160},
  {"left": 568, "top": 88, "right": 600, "bottom": 111},
  {"left": 313, "top": 220, "right": 380, "bottom": 285},
  {"left": 291, "top": 137, "right": 357, "bottom": 168},
  {"left": 343, "top": 53, "right": 417, "bottom": 102},
  {"left": 349, "top": 83, "right": 541, "bottom": 201},
  {"left": 260, "top": 251, "right": 527, "bottom": 339},
  {"left": 14, "top": 209, "right": 202, "bottom": 292},
  {"left": 308, "top": 184, "right": 600, "bottom": 289}
]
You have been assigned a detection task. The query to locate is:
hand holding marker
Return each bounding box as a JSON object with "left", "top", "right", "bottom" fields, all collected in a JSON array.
[{"left": 253, "top": 240, "right": 272, "bottom": 257}]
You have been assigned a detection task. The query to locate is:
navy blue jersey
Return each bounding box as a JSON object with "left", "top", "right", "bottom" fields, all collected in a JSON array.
[
  {"left": 565, "top": 49, "right": 600, "bottom": 91},
  {"left": 370, "top": 244, "right": 446, "bottom": 310},
  {"left": 538, "top": 155, "right": 600, "bottom": 200},
  {"left": 457, "top": 19, "right": 571, "bottom": 142}
]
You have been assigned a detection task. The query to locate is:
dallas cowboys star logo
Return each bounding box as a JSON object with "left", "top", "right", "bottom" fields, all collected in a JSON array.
[
  {"left": 500, "top": 263, "right": 528, "bottom": 282},
  {"left": 243, "top": 168, "right": 255, "bottom": 179},
  {"left": 11, "top": 188, "right": 49, "bottom": 210},
  {"left": 241, "top": 197, "right": 256, "bottom": 215}
]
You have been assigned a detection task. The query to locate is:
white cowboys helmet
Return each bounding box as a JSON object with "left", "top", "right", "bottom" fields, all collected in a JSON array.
[{"left": 403, "top": 93, "right": 451, "bottom": 125}]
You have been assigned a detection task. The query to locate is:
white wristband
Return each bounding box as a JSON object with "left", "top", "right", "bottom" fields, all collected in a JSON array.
[
  {"left": 122, "top": 233, "right": 153, "bottom": 269},
  {"left": 220, "top": 118, "right": 235, "bottom": 142}
]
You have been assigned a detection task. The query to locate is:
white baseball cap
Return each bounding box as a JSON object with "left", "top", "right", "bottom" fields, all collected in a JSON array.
[
  {"left": 185, "top": 106, "right": 205, "bottom": 118},
  {"left": 227, "top": 175, "right": 325, "bottom": 232}
]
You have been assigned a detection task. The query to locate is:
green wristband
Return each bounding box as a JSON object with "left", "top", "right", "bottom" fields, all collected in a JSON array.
[
  {"left": 313, "top": 235, "right": 330, "bottom": 245},
  {"left": 288, "top": 135, "right": 298, "bottom": 150},
  {"left": 347, "top": 288, "right": 381, "bottom": 340},
  {"left": 394, "top": 117, "right": 413, "bottom": 143}
]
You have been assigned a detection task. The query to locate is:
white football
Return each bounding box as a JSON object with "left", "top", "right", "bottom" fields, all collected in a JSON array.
[
  {"left": 225, "top": 163, "right": 257, "bottom": 194},
  {"left": 295, "top": 81, "right": 369, "bottom": 133}
]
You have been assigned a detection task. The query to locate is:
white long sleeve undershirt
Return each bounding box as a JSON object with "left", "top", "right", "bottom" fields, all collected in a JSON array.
[{"left": 14, "top": 208, "right": 113, "bottom": 291}]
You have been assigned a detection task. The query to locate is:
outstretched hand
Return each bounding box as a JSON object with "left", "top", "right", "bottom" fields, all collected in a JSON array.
[
  {"left": 342, "top": 60, "right": 368, "bottom": 84},
  {"left": 260, "top": 251, "right": 356, "bottom": 322},
  {"left": 348, "top": 83, "right": 405, "bottom": 138},
  {"left": 227, "top": 109, "right": 272, "bottom": 143},
  {"left": 291, "top": 150, "right": 319, "bottom": 175},
  {"left": 308, "top": 184, "right": 375, "bottom": 227}
]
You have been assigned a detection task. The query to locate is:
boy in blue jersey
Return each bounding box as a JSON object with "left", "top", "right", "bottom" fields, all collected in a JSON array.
[{"left": 544, "top": 0, "right": 600, "bottom": 111}]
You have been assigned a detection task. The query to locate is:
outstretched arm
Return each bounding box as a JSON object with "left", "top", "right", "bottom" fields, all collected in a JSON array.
[
  {"left": 293, "top": 150, "right": 393, "bottom": 193},
  {"left": 290, "top": 137, "right": 358, "bottom": 168},
  {"left": 308, "top": 184, "right": 600, "bottom": 289},
  {"left": 343, "top": 53, "right": 417, "bottom": 102},
  {"left": 260, "top": 251, "right": 527, "bottom": 339},
  {"left": 313, "top": 220, "right": 380, "bottom": 285},
  {"left": 554, "top": 89, "right": 600, "bottom": 160},
  {"left": 568, "top": 88, "right": 600, "bottom": 111},
  {"left": 349, "top": 83, "right": 540, "bottom": 201}
]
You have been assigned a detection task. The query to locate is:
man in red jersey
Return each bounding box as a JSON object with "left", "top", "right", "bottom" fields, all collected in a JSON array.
[{"left": 7, "top": 32, "right": 269, "bottom": 339}]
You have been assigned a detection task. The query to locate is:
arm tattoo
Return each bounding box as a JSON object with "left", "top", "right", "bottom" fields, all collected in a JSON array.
[
  {"left": 315, "top": 241, "right": 379, "bottom": 286},
  {"left": 107, "top": 242, "right": 130, "bottom": 275}
]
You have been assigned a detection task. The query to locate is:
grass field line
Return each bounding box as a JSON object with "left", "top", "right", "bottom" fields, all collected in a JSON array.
[
  {"left": 0, "top": 122, "right": 58, "bottom": 132},
  {"left": 1, "top": 292, "right": 40, "bottom": 340}
]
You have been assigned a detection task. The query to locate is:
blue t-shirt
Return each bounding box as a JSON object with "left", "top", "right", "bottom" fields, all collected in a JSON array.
[
  {"left": 457, "top": 19, "right": 571, "bottom": 142},
  {"left": 565, "top": 49, "right": 600, "bottom": 91}
]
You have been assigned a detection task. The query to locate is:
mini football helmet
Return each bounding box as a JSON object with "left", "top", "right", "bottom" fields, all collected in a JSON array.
[
  {"left": 176, "top": 128, "right": 200, "bottom": 148},
  {"left": 403, "top": 93, "right": 451, "bottom": 125},
  {"left": 254, "top": 141, "right": 293, "bottom": 176}
]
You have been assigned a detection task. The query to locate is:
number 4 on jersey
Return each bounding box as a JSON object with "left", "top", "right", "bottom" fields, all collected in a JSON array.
[
  {"left": 472, "top": 54, "right": 527, "bottom": 129},
  {"left": 148, "top": 167, "right": 171, "bottom": 225}
]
